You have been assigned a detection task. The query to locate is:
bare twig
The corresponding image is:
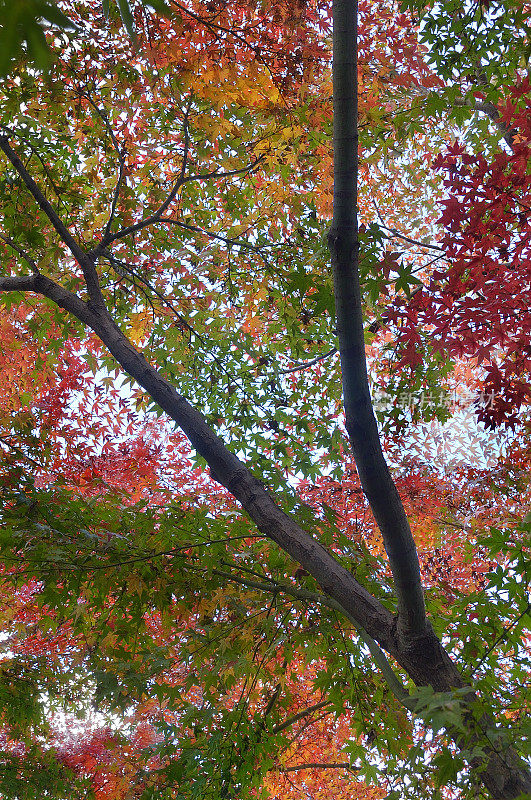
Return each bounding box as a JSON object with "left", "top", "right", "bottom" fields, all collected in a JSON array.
[
  {"left": 73, "top": 87, "right": 123, "bottom": 154},
  {"left": 103, "top": 148, "right": 127, "bottom": 243},
  {"left": 272, "top": 700, "right": 332, "bottom": 734},
  {"left": 278, "top": 348, "right": 337, "bottom": 375},
  {"left": 470, "top": 602, "right": 531, "bottom": 678},
  {"left": 412, "top": 83, "right": 515, "bottom": 147},
  {"left": 380, "top": 225, "right": 444, "bottom": 253},
  {"left": 371, "top": 200, "right": 444, "bottom": 252},
  {"left": 279, "top": 710, "right": 335, "bottom": 752},
  {"left": 276, "top": 762, "right": 358, "bottom": 773}
]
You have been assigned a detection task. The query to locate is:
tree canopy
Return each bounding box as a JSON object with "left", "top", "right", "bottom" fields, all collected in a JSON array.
[{"left": 0, "top": 1, "right": 530, "bottom": 799}]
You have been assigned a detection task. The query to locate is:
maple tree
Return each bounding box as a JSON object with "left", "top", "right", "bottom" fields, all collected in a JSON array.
[{"left": 0, "top": 0, "right": 530, "bottom": 799}]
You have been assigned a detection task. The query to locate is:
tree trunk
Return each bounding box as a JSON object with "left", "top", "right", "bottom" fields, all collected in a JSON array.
[{"left": 0, "top": 9, "right": 530, "bottom": 794}]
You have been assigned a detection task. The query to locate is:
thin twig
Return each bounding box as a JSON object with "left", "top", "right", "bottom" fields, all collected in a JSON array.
[
  {"left": 162, "top": 216, "right": 270, "bottom": 255},
  {"left": 98, "top": 156, "right": 263, "bottom": 249},
  {"left": 0, "top": 235, "right": 39, "bottom": 273},
  {"left": 381, "top": 225, "right": 445, "bottom": 253},
  {"left": 0, "top": 135, "right": 103, "bottom": 304},
  {"left": 211, "top": 567, "right": 414, "bottom": 711},
  {"left": 371, "top": 200, "right": 444, "bottom": 252},
  {"left": 272, "top": 699, "right": 332, "bottom": 734},
  {"left": 276, "top": 762, "right": 358, "bottom": 773},
  {"left": 167, "top": 0, "right": 290, "bottom": 106},
  {"left": 278, "top": 348, "right": 337, "bottom": 375},
  {"left": 470, "top": 602, "right": 531, "bottom": 678}
]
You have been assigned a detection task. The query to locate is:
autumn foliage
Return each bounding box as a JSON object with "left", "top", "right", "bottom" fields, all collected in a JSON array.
[{"left": 0, "top": 1, "right": 530, "bottom": 799}]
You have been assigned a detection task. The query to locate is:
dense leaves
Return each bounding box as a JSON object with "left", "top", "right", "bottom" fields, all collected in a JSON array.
[
  {"left": 394, "top": 83, "right": 531, "bottom": 428},
  {"left": 0, "top": 1, "right": 530, "bottom": 799}
]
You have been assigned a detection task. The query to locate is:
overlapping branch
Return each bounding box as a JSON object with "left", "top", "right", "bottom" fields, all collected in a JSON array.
[
  {"left": 1, "top": 47, "right": 530, "bottom": 795},
  {"left": 0, "top": 133, "right": 397, "bottom": 662}
]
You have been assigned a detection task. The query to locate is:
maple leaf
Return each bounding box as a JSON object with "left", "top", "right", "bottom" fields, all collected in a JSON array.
[{"left": 0, "top": 3, "right": 529, "bottom": 800}]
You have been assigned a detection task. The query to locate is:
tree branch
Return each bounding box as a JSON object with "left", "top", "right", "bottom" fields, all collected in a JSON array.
[
  {"left": 278, "top": 348, "right": 337, "bottom": 375},
  {"left": 70, "top": 87, "right": 129, "bottom": 244},
  {"left": 0, "top": 272, "right": 92, "bottom": 322},
  {"left": 328, "top": 0, "right": 426, "bottom": 644},
  {"left": 272, "top": 700, "right": 332, "bottom": 734},
  {"left": 97, "top": 155, "right": 263, "bottom": 250},
  {"left": 0, "top": 151, "right": 465, "bottom": 713},
  {"left": 212, "top": 567, "right": 414, "bottom": 710},
  {"left": 0, "top": 267, "right": 398, "bottom": 666},
  {"left": 162, "top": 216, "right": 268, "bottom": 254},
  {"left": 276, "top": 762, "right": 358, "bottom": 773},
  {"left": 0, "top": 274, "right": 40, "bottom": 293},
  {"left": 1, "top": 113, "right": 529, "bottom": 800},
  {"left": 413, "top": 84, "right": 515, "bottom": 148},
  {"left": 166, "top": 0, "right": 288, "bottom": 98},
  {"left": 0, "top": 134, "right": 104, "bottom": 305},
  {"left": 0, "top": 236, "right": 39, "bottom": 273},
  {"left": 454, "top": 96, "right": 515, "bottom": 148}
]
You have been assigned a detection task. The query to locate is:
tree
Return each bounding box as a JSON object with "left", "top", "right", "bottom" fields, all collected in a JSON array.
[{"left": 0, "top": 1, "right": 530, "bottom": 799}]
